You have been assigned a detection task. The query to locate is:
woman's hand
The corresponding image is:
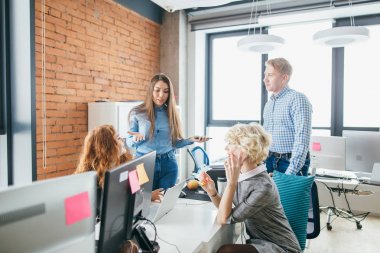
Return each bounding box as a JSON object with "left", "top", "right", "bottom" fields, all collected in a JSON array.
[
  {"left": 199, "top": 171, "right": 217, "bottom": 196},
  {"left": 151, "top": 188, "right": 164, "bottom": 202},
  {"left": 128, "top": 131, "right": 145, "bottom": 142},
  {"left": 189, "top": 136, "right": 211, "bottom": 143},
  {"left": 224, "top": 151, "right": 244, "bottom": 185}
]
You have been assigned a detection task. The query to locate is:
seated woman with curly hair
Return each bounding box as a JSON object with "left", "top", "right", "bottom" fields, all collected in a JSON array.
[
  {"left": 75, "top": 125, "right": 162, "bottom": 216},
  {"left": 200, "top": 123, "right": 301, "bottom": 253}
]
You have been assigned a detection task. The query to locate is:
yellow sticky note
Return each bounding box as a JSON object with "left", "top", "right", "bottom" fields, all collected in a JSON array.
[{"left": 136, "top": 163, "right": 149, "bottom": 185}]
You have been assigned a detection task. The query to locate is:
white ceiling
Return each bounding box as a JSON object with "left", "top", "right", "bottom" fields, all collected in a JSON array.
[{"left": 150, "top": 0, "right": 244, "bottom": 12}]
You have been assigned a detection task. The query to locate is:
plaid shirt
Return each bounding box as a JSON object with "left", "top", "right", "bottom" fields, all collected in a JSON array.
[{"left": 263, "top": 86, "right": 312, "bottom": 175}]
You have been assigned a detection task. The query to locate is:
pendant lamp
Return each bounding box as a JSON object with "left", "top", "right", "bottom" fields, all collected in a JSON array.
[
  {"left": 238, "top": 34, "right": 284, "bottom": 53},
  {"left": 237, "top": 0, "right": 284, "bottom": 53},
  {"left": 313, "top": 26, "right": 369, "bottom": 47},
  {"left": 313, "top": 0, "right": 369, "bottom": 47}
]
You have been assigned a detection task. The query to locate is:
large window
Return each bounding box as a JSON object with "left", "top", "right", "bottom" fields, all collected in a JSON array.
[
  {"left": 208, "top": 32, "right": 263, "bottom": 123},
  {"left": 204, "top": 17, "right": 380, "bottom": 160},
  {"left": 344, "top": 24, "right": 380, "bottom": 128},
  {"left": 206, "top": 31, "right": 263, "bottom": 159},
  {"left": 269, "top": 21, "right": 332, "bottom": 130}
]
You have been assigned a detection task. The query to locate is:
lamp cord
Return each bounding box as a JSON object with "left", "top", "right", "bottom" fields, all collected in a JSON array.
[
  {"left": 349, "top": 0, "right": 355, "bottom": 26},
  {"left": 247, "top": 0, "right": 255, "bottom": 36}
]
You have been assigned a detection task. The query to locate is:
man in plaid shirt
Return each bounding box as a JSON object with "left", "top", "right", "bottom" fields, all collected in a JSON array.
[{"left": 263, "top": 58, "right": 312, "bottom": 176}]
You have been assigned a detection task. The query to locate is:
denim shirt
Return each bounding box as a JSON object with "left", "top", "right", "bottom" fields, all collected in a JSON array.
[{"left": 126, "top": 106, "right": 193, "bottom": 155}]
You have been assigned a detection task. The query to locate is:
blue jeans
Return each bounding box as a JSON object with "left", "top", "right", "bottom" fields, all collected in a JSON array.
[
  {"left": 137, "top": 150, "right": 178, "bottom": 190},
  {"left": 265, "top": 154, "right": 310, "bottom": 176}
]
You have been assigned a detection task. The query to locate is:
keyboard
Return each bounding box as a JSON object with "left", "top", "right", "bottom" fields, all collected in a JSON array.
[{"left": 316, "top": 168, "right": 358, "bottom": 179}]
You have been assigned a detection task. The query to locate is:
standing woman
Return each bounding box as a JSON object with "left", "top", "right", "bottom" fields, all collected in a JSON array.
[{"left": 127, "top": 73, "right": 208, "bottom": 190}]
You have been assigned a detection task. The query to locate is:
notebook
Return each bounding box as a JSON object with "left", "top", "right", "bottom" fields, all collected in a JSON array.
[{"left": 147, "top": 180, "right": 186, "bottom": 223}]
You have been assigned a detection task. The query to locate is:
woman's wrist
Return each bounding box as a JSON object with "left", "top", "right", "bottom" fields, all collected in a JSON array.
[{"left": 208, "top": 191, "right": 218, "bottom": 198}]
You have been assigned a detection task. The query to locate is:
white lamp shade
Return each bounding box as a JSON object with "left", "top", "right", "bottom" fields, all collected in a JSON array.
[
  {"left": 313, "top": 26, "right": 369, "bottom": 48},
  {"left": 237, "top": 34, "right": 285, "bottom": 53}
]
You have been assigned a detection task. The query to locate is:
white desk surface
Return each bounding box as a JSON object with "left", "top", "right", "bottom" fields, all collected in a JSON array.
[
  {"left": 152, "top": 198, "right": 241, "bottom": 253},
  {"left": 316, "top": 177, "right": 380, "bottom": 215}
]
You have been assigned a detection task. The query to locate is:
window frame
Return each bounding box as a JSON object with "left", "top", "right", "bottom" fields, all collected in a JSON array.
[
  {"left": 205, "top": 28, "right": 268, "bottom": 128},
  {"left": 0, "top": 0, "right": 8, "bottom": 135}
]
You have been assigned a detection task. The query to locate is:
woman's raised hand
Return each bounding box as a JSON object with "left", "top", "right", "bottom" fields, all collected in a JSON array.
[
  {"left": 128, "top": 131, "right": 145, "bottom": 142},
  {"left": 199, "top": 171, "right": 216, "bottom": 195}
]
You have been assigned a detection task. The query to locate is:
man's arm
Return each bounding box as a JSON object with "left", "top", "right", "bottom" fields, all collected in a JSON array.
[{"left": 287, "top": 93, "right": 312, "bottom": 175}]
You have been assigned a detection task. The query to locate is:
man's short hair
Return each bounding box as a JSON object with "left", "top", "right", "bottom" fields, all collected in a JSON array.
[{"left": 266, "top": 57, "right": 293, "bottom": 77}]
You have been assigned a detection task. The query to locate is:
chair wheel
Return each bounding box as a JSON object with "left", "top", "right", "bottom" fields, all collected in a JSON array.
[
  {"left": 327, "top": 223, "right": 332, "bottom": 231},
  {"left": 356, "top": 222, "right": 362, "bottom": 230}
]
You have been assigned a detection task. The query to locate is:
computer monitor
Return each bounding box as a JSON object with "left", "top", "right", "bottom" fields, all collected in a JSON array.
[
  {"left": 343, "top": 130, "right": 380, "bottom": 172},
  {"left": 309, "top": 135, "right": 346, "bottom": 171},
  {"left": 0, "top": 172, "right": 97, "bottom": 253},
  {"left": 97, "top": 151, "right": 156, "bottom": 253}
]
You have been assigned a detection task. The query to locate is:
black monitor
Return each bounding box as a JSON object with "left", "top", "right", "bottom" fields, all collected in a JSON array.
[
  {"left": 97, "top": 151, "right": 156, "bottom": 253},
  {"left": 0, "top": 172, "right": 97, "bottom": 253}
]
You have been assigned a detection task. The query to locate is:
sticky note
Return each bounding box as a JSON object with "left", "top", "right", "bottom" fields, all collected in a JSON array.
[
  {"left": 312, "top": 142, "right": 321, "bottom": 151},
  {"left": 136, "top": 164, "right": 149, "bottom": 185},
  {"left": 64, "top": 191, "right": 92, "bottom": 226},
  {"left": 129, "top": 170, "right": 141, "bottom": 194},
  {"left": 119, "top": 170, "right": 129, "bottom": 182}
]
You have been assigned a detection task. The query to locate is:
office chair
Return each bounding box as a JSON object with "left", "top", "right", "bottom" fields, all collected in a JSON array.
[
  {"left": 307, "top": 182, "right": 321, "bottom": 240},
  {"left": 187, "top": 146, "right": 209, "bottom": 174},
  {"left": 273, "top": 172, "right": 318, "bottom": 251}
]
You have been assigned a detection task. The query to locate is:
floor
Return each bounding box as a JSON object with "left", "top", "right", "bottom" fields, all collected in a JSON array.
[{"left": 304, "top": 212, "right": 380, "bottom": 253}]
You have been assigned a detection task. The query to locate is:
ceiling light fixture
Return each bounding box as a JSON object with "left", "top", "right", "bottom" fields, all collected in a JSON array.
[
  {"left": 238, "top": 34, "right": 284, "bottom": 53},
  {"left": 237, "top": 0, "right": 284, "bottom": 53},
  {"left": 313, "top": 26, "right": 369, "bottom": 47},
  {"left": 313, "top": 0, "right": 369, "bottom": 48},
  {"left": 150, "top": 0, "right": 243, "bottom": 12}
]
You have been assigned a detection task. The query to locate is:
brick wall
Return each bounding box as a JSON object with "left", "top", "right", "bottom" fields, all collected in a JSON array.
[{"left": 35, "top": 0, "right": 160, "bottom": 179}]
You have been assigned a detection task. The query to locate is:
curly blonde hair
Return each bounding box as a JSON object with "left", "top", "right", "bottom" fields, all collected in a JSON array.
[
  {"left": 225, "top": 123, "right": 272, "bottom": 165},
  {"left": 75, "top": 125, "right": 133, "bottom": 187}
]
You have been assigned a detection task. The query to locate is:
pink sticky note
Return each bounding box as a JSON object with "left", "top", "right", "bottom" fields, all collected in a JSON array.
[
  {"left": 64, "top": 191, "right": 92, "bottom": 226},
  {"left": 129, "top": 170, "right": 141, "bottom": 194},
  {"left": 312, "top": 142, "right": 321, "bottom": 151}
]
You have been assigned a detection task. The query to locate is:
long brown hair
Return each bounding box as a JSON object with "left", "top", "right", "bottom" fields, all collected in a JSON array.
[
  {"left": 130, "top": 73, "right": 183, "bottom": 144},
  {"left": 75, "top": 125, "right": 132, "bottom": 187}
]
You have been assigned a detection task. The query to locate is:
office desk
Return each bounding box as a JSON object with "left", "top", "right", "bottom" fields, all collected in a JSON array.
[
  {"left": 153, "top": 199, "right": 241, "bottom": 253},
  {"left": 316, "top": 177, "right": 380, "bottom": 215}
]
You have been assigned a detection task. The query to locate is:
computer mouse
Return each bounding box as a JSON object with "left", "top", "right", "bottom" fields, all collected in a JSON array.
[{"left": 179, "top": 190, "right": 187, "bottom": 198}]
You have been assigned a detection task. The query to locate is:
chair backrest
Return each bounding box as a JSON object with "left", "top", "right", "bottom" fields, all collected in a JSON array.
[
  {"left": 272, "top": 171, "right": 316, "bottom": 250},
  {"left": 187, "top": 146, "right": 209, "bottom": 173},
  {"left": 307, "top": 182, "right": 320, "bottom": 239}
]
